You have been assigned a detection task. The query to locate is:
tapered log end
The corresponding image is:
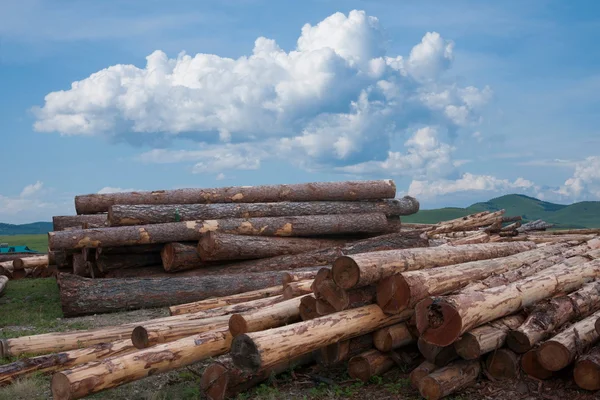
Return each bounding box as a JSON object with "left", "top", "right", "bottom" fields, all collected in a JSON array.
[
  {"left": 299, "top": 296, "right": 318, "bottom": 321},
  {"left": 315, "top": 299, "right": 336, "bottom": 316},
  {"left": 168, "top": 306, "right": 180, "bottom": 316},
  {"left": 521, "top": 350, "right": 553, "bottom": 380},
  {"left": 230, "top": 334, "right": 262, "bottom": 372},
  {"left": 574, "top": 359, "right": 600, "bottom": 391},
  {"left": 347, "top": 356, "right": 373, "bottom": 382},
  {"left": 332, "top": 256, "right": 360, "bottom": 290},
  {"left": 316, "top": 280, "right": 348, "bottom": 312},
  {"left": 453, "top": 334, "right": 481, "bottom": 360},
  {"left": 506, "top": 331, "right": 534, "bottom": 354},
  {"left": 419, "top": 376, "right": 443, "bottom": 400},
  {"left": 160, "top": 244, "right": 176, "bottom": 272},
  {"left": 51, "top": 373, "right": 72, "bottom": 400},
  {"left": 131, "top": 326, "right": 150, "bottom": 349},
  {"left": 197, "top": 231, "right": 216, "bottom": 261},
  {"left": 376, "top": 275, "right": 409, "bottom": 314},
  {"left": 229, "top": 314, "right": 248, "bottom": 337},
  {"left": 537, "top": 341, "right": 571, "bottom": 371},
  {"left": 485, "top": 349, "right": 519, "bottom": 380},
  {"left": 416, "top": 298, "right": 462, "bottom": 347},
  {"left": 200, "top": 363, "right": 230, "bottom": 400}
]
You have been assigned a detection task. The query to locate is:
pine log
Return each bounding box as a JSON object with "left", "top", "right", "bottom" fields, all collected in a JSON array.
[
  {"left": 517, "top": 219, "right": 554, "bottom": 232},
  {"left": 507, "top": 280, "right": 600, "bottom": 353},
  {"left": 417, "top": 338, "right": 458, "bottom": 367},
  {"left": 426, "top": 211, "right": 505, "bottom": 236},
  {"left": 53, "top": 215, "right": 107, "bottom": 231},
  {"left": 448, "top": 232, "right": 490, "bottom": 245},
  {"left": 282, "top": 269, "right": 321, "bottom": 286},
  {"left": 109, "top": 197, "right": 418, "bottom": 226},
  {"left": 56, "top": 270, "right": 302, "bottom": 317},
  {"left": 200, "top": 353, "right": 314, "bottom": 400},
  {"left": 96, "top": 244, "right": 165, "bottom": 257},
  {"left": 348, "top": 349, "right": 399, "bottom": 382},
  {"left": 299, "top": 295, "right": 318, "bottom": 320},
  {"left": 573, "top": 346, "right": 600, "bottom": 391},
  {"left": 416, "top": 258, "right": 600, "bottom": 346},
  {"left": 0, "top": 275, "right": 7, "bottom": 296},
  {"left": 485, "top": 348, "right": 519, "bottom": 380},
  {"left": 454, "top": 314, "right": 526, "bottom": 360},
  {"left": 230, "top": 304, "right": 413, "bottom": 372},
  {"left": 0, "top": 339, "right": 135, "bottom": 386},
  {"left": 314, "top": 279, "right": 376, "bottom": 312},
  {"left": 282, "top": 280, "right": 313, "bottom": 300},
  {"left": 228, "top": 296, "right": 306, "bottom": 336},
  {"left": 71, "top": 253, "right": 89, "bottom": 277},
  {"left": 315, "top": 298, "right": 337, "bottom": 316},
  {"left": 48, "top": 251, "right": 70, "bottom": 268},
  {"left": 373, "top": 322, "right": 416, "bottom": 352},
  {"left": 96, "top": 252, "right": 162, "bottom": 272},
  {"left": 377, "top": 243, "right": 567, "bottom": 314},
  {"left": 311, "top": 267, "right": 332, "bottom": 290},
  {"left": 536, "top": 309, "right": 600, "bottom": 371},
  {"left": 333, "top": 241, "right": 535, "bottom": 290},
  {"left": 51, "top": 327, "right": 232, "bottom": 399},
  {"left": 313, "top": 334, "right": 373, "bottom": 367},
  {"left": 102, "top": 265, "right": 170, "bottom": 278},
  {"left": 418, "top": 359, "right": 481, "bottom": 400},
  {"left": 410, "top": 360, "right": 438, "bottom": 390},
  {"left": 0, "top": 253, "right": 42, "bottom": 263},
  {"left": 169, "top": 285, "right": 283, "bottom": 316},
  {"left": 161, "top": 242, "right": 207, "bottom": 272},
  {"left": 14, "top": 255, "right": 49, "bottom": 270},
  {"left": 521, "top": 349, "right": 553, "bottom": 379}
]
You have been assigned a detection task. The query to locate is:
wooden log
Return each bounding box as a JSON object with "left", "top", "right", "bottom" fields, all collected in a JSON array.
[
  {"left": 313, "top": 334, "right": 373, "bottom": 367},
  {"left": 418, "top": 359, "right": 481, "bottom": 400},
  {"left": 75, "top": 180, "right": 397, "bottom": 214},
  {"left": 228, "top": 296, "right": 306, "bottom": 336},
  {"left": 71, "top": 253, "right": 89, "bottom": 277},
  {"left": 373, "top": 322, "right": 416, "bottom": 352},
  {"left": 573, "top": 346, "right": 600, "bottom": 391},
  {"left": 161, "top": 242, "right": 207, "bottom": 272},
  {"left": 96, "top": 252, "right": 162, "bottom": 272},
  {"left": 299, "top": 295, "right": 318, "bottom": 320},
  {"left": 417, "top": 338, "right": 458, "bottom": 367},
  {"left": 507, "top": 280, "right": 600, "bottom": 353},
  {"left": 536, "top": 310, "right": 600, "bottom": 371},
  {"left": 448, "top": 231, "right": 490, "bottom": 245},
  {"left": 521, "top": 349, "right": 553, "bottom": 379},
  {"left": 52, "top": 215, "right": 107, "bottom": 231},
  {"left": 282, "top": 280, "right": 313, "bottom": 300},
  {"left": 348, "top": 349, "right": 398, "bottom": 382},
  {"left": 333, "top": 241, "right": 535, "bottom": 290},
  {"left": 597, "top": 317, "right": 600, "bottom": 336},
  {"left": 96, "top": 244, "right": 165, "bottom": 257},
  {"left": 416, "top": 258, "right": 600, "bottom": 347},
  {"left": 485, "top": 348, "right": 520, "bottom": 380},
  {"left": 314, "top": 279, "right": 376, "bottom": 312},
  {"left": 0, "top": 339, "right": 135, "bottom": 386},
  {"left": 102, "top": 265, "right": 169, "bottom": 278},
  {"left": 109, "top": 197, "right": 418, "bottom": 226},
  {"left": 426, "top": 211, "right": 505, "bottom": 236},
  {"left": 230, "top": 304, "right": 412, "bottom": 372},
  {"left": 48, "top": 251, "right": 70, "bottom": 268},
  {"left": 377, "top": 243, "right": 567, "bottom": 314},
  {"left": 200, "top": 353, "right": 314, "bottom": 400},
  {"left": 51, "top": 327, "right": 232, "bottom": 399},
  {"left": 12, "top": 255, "right": 48, "bottom": 270},
  {"left": 198, "top": 232, "right": 349, "bottom": 262},
  {"left": 454, "top": 314, "right": 526, "bottom": 360},
  {"left": 517, "top": 219, "right": 554, "bottom": 232},
  {"left": 410, "top": 360, "right": 438, "bottom": 390},
  {"left": 0, "top": 275, "right": 7, "bottom": 296},
  {"left": 0, "top": 253, "right": 43, "bottom": 263},
  {"left": 282, "top": 269, "right": 321, "bottom": 286}
]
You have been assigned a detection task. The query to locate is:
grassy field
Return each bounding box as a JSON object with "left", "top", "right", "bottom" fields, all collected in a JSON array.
[{"left": 0, "top": 234, "right": 48, "bottom": 253}]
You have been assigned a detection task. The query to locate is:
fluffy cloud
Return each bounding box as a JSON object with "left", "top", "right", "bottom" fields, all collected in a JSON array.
[
  {"left": 97, "top": 187, "right": 139, "bottom": 194},
  {"left": 0, "top": 182, "right": 72, "bottom": 223},
  {"left": 557, "top": 156, "right": 600, "bottom": 199},
  {"left": 20, "top": 181, "right": 43, "bottom": 197},
  {"left": 408, "top": 173, "right": 536, "bottom": 198}
]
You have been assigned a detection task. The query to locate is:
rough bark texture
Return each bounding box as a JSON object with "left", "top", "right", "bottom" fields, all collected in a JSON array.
[
  {"left": 517, "top": 219, "right": 554, "bottom": 232},
  {"left": 230, "top": 304, "right": 413, "bottom": 372},
  {"left": 573, "top": 346, "right": 600, "bottom": 391},
  {"left": 228, "top": 296, "right": 305, "bottom": 337},
  {"left": 75, "top": 180, "right": 397, "bottom": 214},
  {"left": 200, "top": 353, "right": 314, "bottom": 400},
  {"left": 521, "top": 349, "right": 553, "bottom": 380},
  {"left": 347, "top": 349, "right": 399, "bottom": 382},
  {"left": 96, "top": 244, "right": 165, "bottom": 257},
  {"left": 313, "top": 334, "right": 373, "bottom": 367},
  {"left": 454, "top": 314, "right": 526, "bottom": 360},
  {"left": 0, "top": 275, "right": 7, "bottom": 296},
  {"left": 102, "top": 266, "right": 170, "bottom": 278},
  {"left": 56, "top": 271, "right": 301, "bottom": 317},
  {"left": 333, "top": 241, "right": 535, "bottom": 290},
  {"left": 485, "top": 348, "right": 520, "bottom": 380},
  {"left": 410, "top": 360, "right": 438, "bottom": 390},
  {"left": 417, "top": 338, "right": 458, "bottom": 367},
  {"left": 299, "top": 295, "right": 319, "bottom": 321},
  {"left": 425, "top": 211, "right": 505, "bottom": 236},
  {"left": 536, "top": 309, "right": 600, "bottom": 371},
  {"left": 71, "top": 253, "right": 89, "bottom": 277},
  {"left": 161, "top": 242, "right": 207, "bottom": 272},
  {"left": 53, "top": 215, "right": 107, "bottom": 231},
  {"left": 417, "top": 258, "right": 600, "bottom": 347},
  {"left": 507, "top": 280, "right": 600, "bottom": 353},
  {"left": 377, "top": 243, "right": 564, "bottom": 314},
  {"left": 373, "top": 323, "right": 416, "bottom": 352},
  {"left": 51, "top": 327, "right": 232, "bottom": 399},
  {"left": 198, "top": 232, "right": 350, "bottom": 262},
  {"left": 109, "top": 197, "right": 419, "bottom": 226},
  {"left": 314, "top": 279, "right": 376, "bottom": 312},
  {"left": 95, "top": 252, "right": 162, "bottom": 272},
  {"left": 282, "top": 280, "right": 314, "bottom": 300},
  {"left": 419, "top": 360, "right": 481, "bottom": 400}
]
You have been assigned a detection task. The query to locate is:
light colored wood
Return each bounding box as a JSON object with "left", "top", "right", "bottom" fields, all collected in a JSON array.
[
  {"left": 409, "top": 360, "right": 438, "bottom": 390},
  {"left": 373, "top": 323, "right": 415, "bottom": 352},
  {"left": 228, "top": 296, "right": 306, "bottom": 336},
  {"left": 425, "top": 211, "right": 505, "bottom": 236},
  {"left": 454, "top": 314, "right": 525, "bottom": 360},
  {"left": 574, "top": 346, "right": 600, "bottom": 391},
  {"left": 12, "top": 255, "right": 49, "bottom": 270},
  {"left": 282, "top": 269, "right": 320, "bottom": 286},
  {"left": 485, "top": 348, "right": 519, "bottom": 380},
  {"left": 419, "top": 359, "right": 481, "bottom": 400},
  {"left": 282, "top": 280, "right": 313, "bottom": 300},
  {"left": 314, "top": 279, "right": 376, "bottom": 312},
  {"left": 0, "top": 275, "right": 7, "bottom": 296}
]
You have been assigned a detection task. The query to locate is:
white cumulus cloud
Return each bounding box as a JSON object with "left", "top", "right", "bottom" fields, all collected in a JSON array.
[
  {"left": 408, "top": 173, "right": 536, "bottom": 198},
  {"left": 20, "top": 181, "right": 44, "bottom": 197},
  {"left": 557, "top": 156, "right": 600, "bottom": 199}
]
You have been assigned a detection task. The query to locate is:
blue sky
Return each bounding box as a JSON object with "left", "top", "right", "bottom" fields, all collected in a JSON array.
[{"left": 0, "top": 0, "right": 599, "bottom": 223}]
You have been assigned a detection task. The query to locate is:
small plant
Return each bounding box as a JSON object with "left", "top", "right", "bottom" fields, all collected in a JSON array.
[
  {"left": 384, "top": 378, "right": 411, "bottom": 394},
  {"left": 369, "top": 375, "right": 384, "bottom": 385}
]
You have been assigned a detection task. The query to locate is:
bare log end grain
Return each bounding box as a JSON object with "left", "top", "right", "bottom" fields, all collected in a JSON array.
[
  {"left": 521, "top": 350, "right": 553, "bottom": 380},
  {"left": 131, "top": 326, "right": 150, "bottom": 349},
  {"left": 199, "top": 362, "right": 229, "bottom": 400},
  {"left": 229, "top": 315, "right": 248, "bottom": 337},
  {"left": 51, "top": 373, "right": 71, "bottom": 400},
  {"left": 376, "top": 275, "right": 411, "bottom": 314},
  {"left": 574, "top": 349, "right": 600, "bottom": 391},
  {"left": 536, "top": 341, "right": 572, "bottom": 371},
  {"left": 331, "top": 256, "right": 360, "bottom": 290},
  {"left": 453, "top": 333, "right": 482, "bottom": 360},
  {"left": 485, "top": 349, "right": 519, "bottom": 380},
  {"left": 506, "top": 330, "right": 535, "bottom": 354},
  {"left": 415, "top": 298, "right": 462, "bottom": 347},
  {"left": 299, "top": 296, "right": 318, "bottom": 321}
]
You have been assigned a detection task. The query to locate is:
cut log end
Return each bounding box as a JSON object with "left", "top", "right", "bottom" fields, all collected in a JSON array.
[
  {"left": 506, "top": 330, "right": 534, "bottom": 354},
  {"left": 229, "top": 314, "right": 248, "bottom": 337},
  {"left": 376, "top": 275, "right": 410, "bottom": 314},
  {"left": 485, "top": 349, "right": 519, "bottom": 380},
  {"left": 12, "top": 259, "right": 25, "bottom": 269},
  {"left": 299, "top": 296, "right": 319, "bottom": 321},
  {"left": 51, "top": 373, "right": 71, "bottom": 400},
  {"left": 332, "top": 256, "right": 360, "bottom": 290},
  {"left": 416, "top": 298, "right": 462, "bottom": 347},
  {"left": 537, "top": 341, "right": 571, "bottom": 371},
  {"left": 230, "top": 334, "right": 261, "bottom": 372},
  {"left": 0, "top": 339, "right": 6, "bottom": 358},
  {"left": 574, "top": 359, "right": 600, "bottom": 391},
  {"left": 453, "top": 334, "right": 481, "bottom": 360},
  {"left": 131, "top": 326, "right": 150, "bottom": 349},
  {"left": 199, "top": 362, "right": 230, "bottom": 400},
  {"left": 419, "top": 376, "right": 443, "bottom": 400},
  {"left": 596, "top": 317, "right": 600, "bottom": 336},
  {"left": 521, "top": 350, "right": 553, "bottom": 380},
  {"left": 347, "top": 357, "right": 373, "bottom": 382},
  {"left": 160, "top": 244, "right": 177, "bottom": 270}
]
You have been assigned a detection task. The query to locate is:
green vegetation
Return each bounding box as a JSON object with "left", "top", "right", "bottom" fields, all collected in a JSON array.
[
  {"left": 403, "top": 194, "right": 600, "bottom": 228},
  {"left": 0, "top": 222, "right": 52, "bottom": 236},
  {"left": 0, "top": 234, "right": 48, "bottom": 252}
]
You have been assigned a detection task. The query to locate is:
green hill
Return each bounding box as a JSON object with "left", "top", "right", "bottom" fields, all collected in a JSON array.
[
  {"left": 0, "top": 222, "right": 53, "bottom": 235},
  {"left": 403, "top": 194, "right": 600, "bottom": 228}
]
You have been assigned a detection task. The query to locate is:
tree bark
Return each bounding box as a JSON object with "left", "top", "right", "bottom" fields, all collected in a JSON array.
[
  {"left": 416, "top": 259, "right": 600, "bottom": 347},
  {"left": 314, "top": 280, "right": 376, "bottom": 312},
  {"left": 484, "top": 348, "right": 520, "bottom": 380},
  {"left": 101, "top": 266, "right": 169, "bottom": 278},
  {"left": 521, "top": 349, "right": 553, "bottom": 380},
  {"left": 377, "top": 243, "right": 564, "bottom": 314},
  {"left": 0, "top": 339, "right": 135, "bottom": 386},
  {"left": 454, "top": 314, "right": 526, "bottom": 360},
  {"left": 230, "top": 304, "right": 413, "bottom": 372},
  {"left": 56, "top": 270, "right": 302, "bottom": 317},
  {"left": 95, "top": 252, "right": 162, "bottom": 272},
  {"left": 448, "top": 231, "right": 491, "bottom": 245},
  {"left": 198, "top": 232, "right": 351, "bottom": 262},
  {"left": 507, "top": 280, "right": 600, "bottom": 353},
  {"left": 51, "top": 327, "right": 232, "bottom": 399},
  {"left": 109, "top": 197, "right": 419, "bottom": 226},
  {"left": 517, "top": 219, "right": 554, "bottom": 232},
  {"left": 0, "top": 275, "right": 7, "bottom": 296},
  {"left": 536, "top": 309, "right": 600, "bottom": 371},
  {"left": 282, "top": 269, "right": 321, "bottom": 286},
  {"left": 425, "top": 211, "right": 505, "bottom": 236},
  {"left": 313, "top": 334, "right": 373, "bottom": 367},
  {"left": 48, "top": 251, "right": 70, "bottom": 268},
  {"left": 333, "top": 241, "right": 535, "bottom": 290},
  {"left": 75, "top": 180, "right": 397, "bottom": 214},
  {"left": 417, "top": 338, "right": 458, "bottom": 367},
  {"left": 161, "top": 242, "right": 207, "bottom": 272},
  {"left": 410, "top": 360, "right": 438, "bottom": 390},
  {"left": 200, "top": 353, "right": 314, "bottom": 400},
  {"left": 282, "top": 280, "right": 313, "bottom": 300},
  {"left": 299, "top": 295, "right": 318, "bottom": 321},
  {"left": 71, "top": 253, "right": 89, "bottom": 277},
  {"left": 373, "top": 323, "right": 416, "bottom": 352},
  {"left": 573, "top": 346, "right": 600, "bottom": 391},
  {"left": 418, "top": 360, "right": 481, "bottom": 400},
  {"left": 53, "top": 215, "right": 107, "bottom": 231},
  {"left": 228, "top": 296, "right": 306, "bottom": 337},
  {"left": 96, "top": 244, "right": 165, "bottom": 257},
  {"left": 347, "top": 349, "right": 401, "bottom": 382}
]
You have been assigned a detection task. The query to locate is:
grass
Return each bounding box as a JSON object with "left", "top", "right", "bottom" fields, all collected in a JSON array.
[{"left": 0, "top": 234, "right": 48, "bottom": 253}]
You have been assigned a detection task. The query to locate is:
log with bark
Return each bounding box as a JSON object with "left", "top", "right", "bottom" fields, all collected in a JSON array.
[
  {"left": 228, "top": 296, "right": 306, "bottom": 337},
  {"left": 521, "top": 349, "right": 553, "bottom": 380},
  {"left": 230, "top": 304, "right": 413, "bottom": 372},
  {"left": 425, "top": 211, "right": 505, "bottom": 236},
  {"left": 417, "top": 338, "right": 458, "bottom": 367},
  {"left": 377, "top": 243, "right": 564, "bottom": 314},
  {"left": 447, "top": 232, "right": 491, "bottom": 245},
  {"left": 454, "top": 314, "right": 526, "bottom": 360},
  {"left": 75, "top": 180, "right": 397, "bottom": 214},
  {"left": 282, "top": 269, "right": 321, "bottom": 286},
  {"left": 348, "top": 349, "right": 413, "bottom": 382},
  {"left": 12, "top": 255, "right": 48, "bottom": 270},
  {"left": 48, "top": 251, "right": 70, "bottom": 268},
  {"left": 51, "top": 327, "right": 232, "bottom": 400},
  {"left": 573, "top": 346, "right": 600, "bottom": 391},
  {"left": 536, "top": 309, "right": 600, "bottom": 371},
  {"left": 485, "top": 348, "right": 520, "bottom": 380},
  {"left": 418, "top": 359, "right": 481, "bottom": 400},
  {"left": 71, "top": 253, "right": 89, "bottom": 277},
  {"left": 95, "top": 252, "right": 162, "bottom": 272},
  {"left": 373, "top": 322, "right": 416, "bottom": 352},
  {"left": 282, "top": 280, "right": 313, "bottom": 299},
  {"left": 161, "top": 242, "right": 207, "bottom": 272},
  {"left": 0, "top": 253, "right": 43, "bottom": 263},
  {"left": 333, "top": 241, "right": 535, "bottom": 290},
  {"left": 53, "top": 215, "right": 107, "bottom": 231},
  {"left": 517, "top": 219, "right": 554, "bottom": 232},
  {"left": 109, "top": 197, "right": 419, "bottom": 226},
  {"left": 299, "top": 295, "right": 319, "bottom": 321},
  {"left": 410, "top": 360, "right": 438, "bottom": 390},
  {"left": 314, "top": 280, "right": 376, "bottom": 312},
  {"left": 313, "top": 334, "right": 373, "bottom": 367},
  {"left": 416, "top": 258, "right": 600, "bottom": 346},
  {"left": 0, "top": 275, "right": 7, "bottom": 296}
]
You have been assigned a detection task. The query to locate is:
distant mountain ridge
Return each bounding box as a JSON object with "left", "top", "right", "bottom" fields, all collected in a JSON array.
[
  {"left": 0, "top": 222, "right": 53, "bottom": 235},
  {"left": 403, "top": 194, "right": 600, "bottom": 229}
]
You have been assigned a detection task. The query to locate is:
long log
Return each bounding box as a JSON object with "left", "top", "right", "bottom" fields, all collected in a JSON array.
[
  {"left": 0, "top": 253, "right": 43, "bottom": 263},
  {"left": 416, "top": 258, "right": 600, "bottom": 346},
  {"left": 13, "top": 254, "right": 48, "bottom": 270},
  {"left": 102, "top": 265, "right": 170, "bottom": 278},
  {"left": 230, "top": 304, "right": 412, "bottom": 372},
  {"left": 96, "top": 244, "right": 165, "bottom": 257},
  {"left": 75, "top": 180, "right": 397, "bottom": 214},
  {"left": 52, "top": 327, "right": 232, "bottom": 399},
  {"left": 0, "top": 275, "right": 7, "bottom": 296},
  {"left": 418, "top": 359, "right": 480, "bottom": 400},
  {"left": 536, "top": 310, "right": 600, "bottom": 371},
  {"left": 228, "top": 296, "right": 306, "bottom": 336},
  {"left": 507, "top": 280, "right": 600, "bottom": 353},
  {"left": 377, "top": 243, "right": 567, "bottom": 313},
  {"left": 347, "top": 349, "right": 401, "bottom": 382},
  {"left": 485, "top": 348, "right": 520, "bottom": 380},
  {"left": 333, "top": 241, "right": 535, "bottom": 290},
  {"left": 314, "top": 280, "right": 376, "bottom": 312},
  {"left": 313, "top": 334, "right": 373, "bottom": 367},
  {"left": 417, "top": 338, "right": 458, "bottom": 367},
  {"left": 410, "top": 360, "right": 438, "bottom": 390},
  {"left": 373, "top": 322, "right": 416, "bottom": 352},
  {"left": 200, "top": 353, "right": 314, "bottom": 400},
  {"left": 282, "top": 269, "right": 321, "bottom": 286},
  {"left": 299, "top": 295, "right": 318, "bottom": 320},
  {"left": 161, "top": 242, "right": 207, "bottom": 272},
  {"left": 282, "top": 280, "right": 313, "bottom": 299},
  {"left": 197, "top": 232, "right": 350, "bottom": 262},
  {"left": 574, "top": 346, "right": 600, "bottom": 391},
  {"left": 71, "top": 253, "right": 89, "bottom": 277},
  {"left": 454, "top": 314, "right": 526, "bottom": 360},
  {"left": 425, "top": 211, "right": 505, "bottom": 236},
  {"left": 95, "top": 252, "right": 162, "bottom": 272},
  {"left": 109, "top": 197, "right": 418, "bottom": 226},
  {"left": 53, "top": 215, "right": 107, "bottom": 231},
  {"left": 521, "top": 349, "right": 553, "bottom": 380}
]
